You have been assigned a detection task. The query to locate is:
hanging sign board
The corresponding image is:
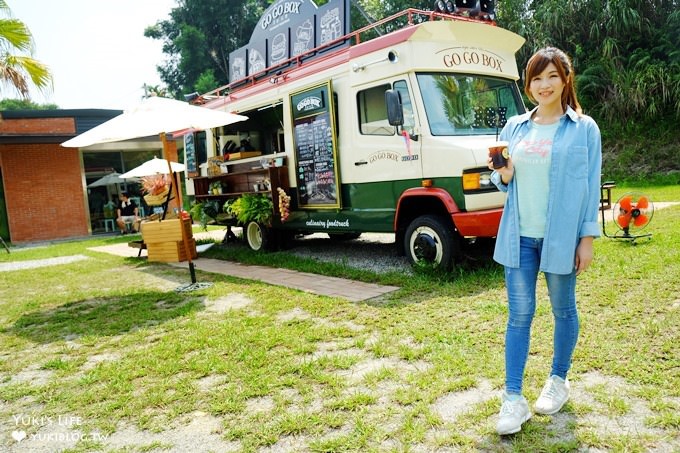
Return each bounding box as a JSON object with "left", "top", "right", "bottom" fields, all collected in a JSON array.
[
  {"left": 290, "top": 82, "right": 340, "bottom": 208},
  {"left": 229, "top": 0, "right": 349, "bottom": 84}
]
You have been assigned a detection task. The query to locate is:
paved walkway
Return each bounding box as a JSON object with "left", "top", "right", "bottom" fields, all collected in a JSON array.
[
  {"left": 0, "top": 254, "right": 89, "bottom": 272},
  {"left": 88, "top": 241, "right": 399, "bottom": 302}
]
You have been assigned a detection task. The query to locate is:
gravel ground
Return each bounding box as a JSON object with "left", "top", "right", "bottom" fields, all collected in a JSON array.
[
  {"left": 287, "top": 232, "right": 412, "bottom": 274},
  {"left": 200, "top": 228, "right": 496, "bottom": 275},
  {"left": 282, "top": 232, "right": 496, "bottom": 274}
]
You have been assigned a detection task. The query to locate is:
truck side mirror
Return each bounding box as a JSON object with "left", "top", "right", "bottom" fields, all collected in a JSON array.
[{"left": 385, "top": 89, "right": 404, "bottom": 126}]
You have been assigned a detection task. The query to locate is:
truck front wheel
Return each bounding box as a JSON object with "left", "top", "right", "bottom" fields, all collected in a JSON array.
[{"left": 404, "top": 215, "right": 458, "bottom": 271}]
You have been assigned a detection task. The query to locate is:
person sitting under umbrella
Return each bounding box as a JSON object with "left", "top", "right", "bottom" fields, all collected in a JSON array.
[{"left": 116, "top": 192, "right": 140, "bottom": 234}]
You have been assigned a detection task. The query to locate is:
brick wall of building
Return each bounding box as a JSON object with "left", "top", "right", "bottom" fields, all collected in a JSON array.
[
  {"left": 0, "top": 143, "right": 88, "bottom": 243},
  {"left": 0, "top": 117, "right": 75, "bottom": 135}
]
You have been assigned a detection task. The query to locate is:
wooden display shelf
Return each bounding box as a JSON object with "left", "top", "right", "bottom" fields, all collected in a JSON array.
[
  {"left": 192, "top": 165, "right": 290, "bottom": 217},
  {"left": 227, "top": 151, "right": 262, "bottom": 160},
  {"left": 195, "top": 190, "right": 272, "bottom": 200}
]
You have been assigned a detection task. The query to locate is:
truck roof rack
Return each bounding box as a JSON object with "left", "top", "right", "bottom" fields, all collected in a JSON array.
[{"left": 196, "top": 8, "right": 496, "bottom": 102}]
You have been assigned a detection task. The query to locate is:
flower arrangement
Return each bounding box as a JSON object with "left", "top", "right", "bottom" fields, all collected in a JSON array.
[
  {"left": 277, "top": 187, "right": 291, "bottom": 222},
  {"left": 141, "top": 174, "right": 168, "bottom": 195},
  {"left": 141, "top": 174, "right": 169, "bottom": 205}
]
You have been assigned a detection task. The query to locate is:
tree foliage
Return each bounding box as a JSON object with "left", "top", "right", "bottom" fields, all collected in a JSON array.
[
  {"left": 144, "top": 0, "right": 269, "bottom": 99},
  {"left": 0, "top": 0, "right": 52, "bottom": 99},
  {"left": 497, "top": 0, "right": 680, "bottom": 122},
  {"left": 0, "top": 98, "right": 57, "bottom": 110}
]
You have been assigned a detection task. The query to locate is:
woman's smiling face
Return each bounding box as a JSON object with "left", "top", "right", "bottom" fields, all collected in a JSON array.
[{"left": 529, "top": 62, "right": 565, "bottom": 108}]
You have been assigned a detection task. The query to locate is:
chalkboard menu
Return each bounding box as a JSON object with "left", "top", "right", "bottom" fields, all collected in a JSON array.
[
  {"left": 184, "top": 133, "right": 197, "bottom": 175},
  {"left": 290, "top": 82, "right": 340, "bottom": 208}
]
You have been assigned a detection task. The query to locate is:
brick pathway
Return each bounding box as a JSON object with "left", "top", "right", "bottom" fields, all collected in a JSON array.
[{"left": 89, "top": 242, "right": 399, "bottom": 302}]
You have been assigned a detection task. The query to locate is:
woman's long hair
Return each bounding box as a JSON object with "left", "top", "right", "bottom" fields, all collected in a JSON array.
[{"left": 524, "top": 47, "right": 582, "bottom": 115}]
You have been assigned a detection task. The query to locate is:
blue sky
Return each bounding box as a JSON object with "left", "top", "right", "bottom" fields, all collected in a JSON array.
[{"left": 8, "top": 0, "right": 176, "bottom": 110}]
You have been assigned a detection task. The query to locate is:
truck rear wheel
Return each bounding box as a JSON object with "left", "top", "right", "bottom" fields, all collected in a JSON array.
[
  {"left": 245, "top": 221, "right": 270, "bottom": 251},
  {"left": 404, "top": 215, "right": 458, "bottom": 271}
]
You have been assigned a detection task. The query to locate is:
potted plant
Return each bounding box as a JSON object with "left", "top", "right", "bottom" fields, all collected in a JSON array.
[{"left": 209, "top": 181, "right": 223, "bottom": 195}]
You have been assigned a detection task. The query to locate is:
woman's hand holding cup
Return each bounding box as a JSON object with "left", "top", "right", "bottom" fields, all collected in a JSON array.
[{"left": 488, "top": 141, "right": 514, "bottom": 184}]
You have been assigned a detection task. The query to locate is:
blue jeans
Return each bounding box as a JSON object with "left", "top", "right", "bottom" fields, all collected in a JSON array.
[{"left": 504, "top": 236, "right": 579, "bottom": 394}]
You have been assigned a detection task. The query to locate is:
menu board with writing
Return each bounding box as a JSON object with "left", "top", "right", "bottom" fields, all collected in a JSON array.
[
  {"left": 290, "top": 82, "right": 340, "bottom": 208},
  {"left": 184, "top": 133, "right": 197, "bottom": 174}
]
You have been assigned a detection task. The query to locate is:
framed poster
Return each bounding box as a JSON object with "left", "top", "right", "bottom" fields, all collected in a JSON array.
[{"left": 290, "top": 81, "right": 340, "bottom": 208}]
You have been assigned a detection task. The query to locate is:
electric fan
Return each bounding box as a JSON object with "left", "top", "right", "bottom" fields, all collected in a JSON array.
[{"left": 602, "top": 192, "right": 654, "bottom": 243}]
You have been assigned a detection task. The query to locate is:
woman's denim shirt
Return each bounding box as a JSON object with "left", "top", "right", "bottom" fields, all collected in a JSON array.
[{"left": 491, "top": 106, "right": 602, "bottom": 275}]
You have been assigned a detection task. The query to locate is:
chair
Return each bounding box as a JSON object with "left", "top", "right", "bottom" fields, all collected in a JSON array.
[
  {"left": 600, "top": 180, "right": 616, "bottom": 211},
  {"left": 130, "top": 197, "right": 144, "bottom": 216},
  {"left": 103, "top": 218, "right": 116, "bottom": 232}
]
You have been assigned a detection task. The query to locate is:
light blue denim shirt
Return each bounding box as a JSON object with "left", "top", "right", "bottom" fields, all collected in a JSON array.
[{"left": 491, "top": 106, "right": 602, "bottom": 275}]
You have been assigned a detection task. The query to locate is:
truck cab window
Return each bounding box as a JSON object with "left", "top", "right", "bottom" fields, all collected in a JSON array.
[
  {"left": 393, "top": 80, "right": 415, "bottom": 136},
  {"left": 357, "top": 83, "right": 393, "bottom": 135},
  {"left": 416, "top": 73, "right": 523, "bottom": 136},
  {"left": 357, "top": 81, "right": 416, "bottom": 136}
]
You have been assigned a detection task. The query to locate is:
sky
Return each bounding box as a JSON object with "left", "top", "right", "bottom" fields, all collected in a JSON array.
[{"left": 8, "top": 0, "right": 176, "bottom": 111}]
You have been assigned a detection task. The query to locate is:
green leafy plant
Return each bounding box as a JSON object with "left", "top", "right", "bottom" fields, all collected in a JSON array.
[
  {"left": 226, "top": 194, "right": 273, "bottom": 225},
  {"left": 222, "top": 199, "right": 234, "bottom": 214},
  {"left": 189, "top": 200, "right": 221, "bottom": 230}
]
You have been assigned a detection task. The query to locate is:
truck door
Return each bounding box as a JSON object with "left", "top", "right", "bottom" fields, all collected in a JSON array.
[{"left": 344, "top": 79, "right": 422, "bottom": 190}]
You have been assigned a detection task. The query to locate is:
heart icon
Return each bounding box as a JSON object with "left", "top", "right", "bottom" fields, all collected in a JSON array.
[{"left": 12, "top": 430, "right": 27, "bottom": 442}]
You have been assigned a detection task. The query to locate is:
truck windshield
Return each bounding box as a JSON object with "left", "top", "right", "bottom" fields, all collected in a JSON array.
[{"left": 416, "top": 73, "right": 524, "bottom": 136}]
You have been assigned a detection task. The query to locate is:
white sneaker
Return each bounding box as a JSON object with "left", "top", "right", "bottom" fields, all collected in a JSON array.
[
  {"left": 496, "top": 392, "right": 531, "bottom": 435},
  {"left": 534, "top": 375, "right": 570, "bottom": 415}
]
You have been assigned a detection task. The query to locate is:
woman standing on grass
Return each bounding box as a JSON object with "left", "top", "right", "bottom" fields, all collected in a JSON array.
[{"left": 489, "top": 47, "right": 602, "bottom": 435}]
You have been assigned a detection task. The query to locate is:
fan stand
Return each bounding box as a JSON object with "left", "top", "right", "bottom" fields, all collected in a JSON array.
[
  {"left": 601, "top": 208, "right": 651, "bottom": 243},
  {"left": 600, "top": 188, "right": 652, "bottom": 244}
]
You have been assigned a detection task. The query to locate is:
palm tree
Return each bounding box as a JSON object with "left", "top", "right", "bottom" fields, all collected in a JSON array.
[
  {"left": 0, "top": 0, "right": 52, "bottom": 98},
  {"left": 143, "top": 84, "right": 167, "bottom": 98}
]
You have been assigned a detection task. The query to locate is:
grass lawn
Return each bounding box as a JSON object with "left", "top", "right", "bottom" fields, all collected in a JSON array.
[{"left": 0, "top": 185, "right": 678, "bottom": 452}]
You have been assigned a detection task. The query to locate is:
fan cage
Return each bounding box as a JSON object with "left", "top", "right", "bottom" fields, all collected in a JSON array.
[{"left": 612, "top": 192, "right": 654, "bottom": 232}]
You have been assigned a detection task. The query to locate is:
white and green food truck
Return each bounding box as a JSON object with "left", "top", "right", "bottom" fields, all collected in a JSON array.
[{"left": 189, "top": 0, "right": 526, "bottom": 270}]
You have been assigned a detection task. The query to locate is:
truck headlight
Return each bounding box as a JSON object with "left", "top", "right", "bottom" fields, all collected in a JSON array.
[{"left": 463, "top": 169, "right": 495, "bottom": 192}]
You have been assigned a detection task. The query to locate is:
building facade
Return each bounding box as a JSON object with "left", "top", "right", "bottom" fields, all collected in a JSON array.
[{"left": 0, "top": 109, "right": 175, "bottom": 244}]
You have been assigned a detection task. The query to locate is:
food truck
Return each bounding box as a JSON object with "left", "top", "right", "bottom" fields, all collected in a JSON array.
[{"left": 189, "top": 0, "right": 526, "bottom": 270}]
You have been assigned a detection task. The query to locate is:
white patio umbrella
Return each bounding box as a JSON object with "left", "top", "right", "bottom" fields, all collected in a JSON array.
[
  {"left": 87, "top": 172, "right": 139, "bottom": 187},
  {"left": 61, "top": 96, "right": 248, "bottom": 148},
  {"left": 120, "top": 157, "right": 186, "bottom": 178}
]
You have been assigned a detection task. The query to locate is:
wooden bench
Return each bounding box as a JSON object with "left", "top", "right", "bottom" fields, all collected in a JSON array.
[
  {"left": 600, "top": 181, "right": 616, "bottom": 211},
  {"left": 128, "top": 240, "right": 147, "bottom": 257}
]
